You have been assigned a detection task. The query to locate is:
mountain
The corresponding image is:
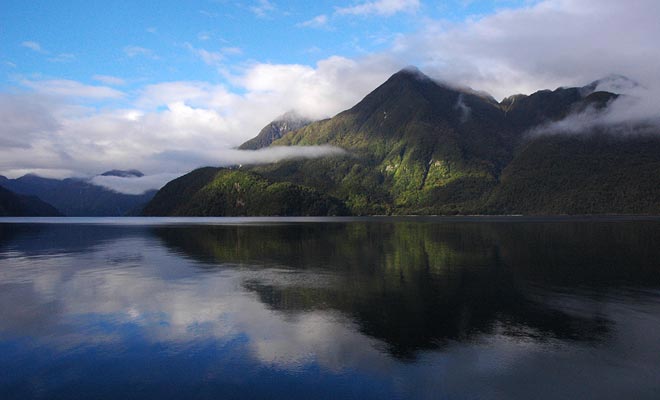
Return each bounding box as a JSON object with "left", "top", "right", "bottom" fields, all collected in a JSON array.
[
  {"left": 144, "top": 68, "right": 660, "bottom": 216},
  {"left": 0, "top": 185, "right": 61, "bottom": 216},
  {"left": 0, "top": 172, "right": 156, "bottom": 216},
  {"left": 486, "top": 133, "right": 660, "bottom": 214},
  {"left": 252, "top": 68, "right": 521, "bottom": 214},
  {"left": 142, "top": 167, "right": 348, "bottom": 216},
  {"left": 238, "top": 111, "right": 313, "bottom": 150}
]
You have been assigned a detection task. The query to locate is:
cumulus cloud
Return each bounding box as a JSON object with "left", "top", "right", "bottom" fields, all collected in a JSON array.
[
  {"left": 336, "top": 0, "right": 420, "bottom": 16},
  {"left": 381, "top": 0, "right": 660, "bottom": 134},
  {"left": 0, "top": 69, "right": 358, "bottom": 188},
  {"left": 233, "top": 54, "right": 402, "bottom": 120},
  {"left": 0, "top": 93, "right": 62, "bottom": 148},
  {"left": 394, "top": 0, "right": 660, "bottom": 100}
]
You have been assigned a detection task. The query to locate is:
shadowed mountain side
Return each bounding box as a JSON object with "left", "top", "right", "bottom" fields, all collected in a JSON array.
[
  {"left": 486, "top": 134, "right": 660, "bottom": 214},
  {"left": 0, "top": 185, "right": 61, "bottom": 216},
  {"left": 149, "top": 221, "right": 636, "bottom": 358},
  {"left": 142, "top": 167, "right": 349, "bottom": 216}
]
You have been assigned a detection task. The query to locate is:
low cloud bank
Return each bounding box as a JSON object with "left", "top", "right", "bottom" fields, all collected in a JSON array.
[
  {"left": 89, "top": 146, "right": 346, "bottom": 194},
  {"left": 90, "top": 173, "right": 181, "bottom": 195},
  {"left": 531, "top": 82, "right": 660, "bottom": 136},
  {"left": 215, "top": 145, "right": 347, "bottom": 166}
]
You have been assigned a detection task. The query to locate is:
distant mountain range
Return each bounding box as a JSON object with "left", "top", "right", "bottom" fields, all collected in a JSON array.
[
  {"left": 145, "top": 67, "right": 660, "bottom": 216},
  {"left": 0, "top": 170, "right": 156, "bottom": 216}
]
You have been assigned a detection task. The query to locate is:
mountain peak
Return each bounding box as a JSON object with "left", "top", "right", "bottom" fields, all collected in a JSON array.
[
  {"left": 238, "top": 111, "right": 313, "bottom": 150},
  {"left": 389, "top": 66, "right": 433, "bottom": 83},
  {"left": 581, "top": 74, "right": 638, "bottom": 96},
  {"left": 274, "top": 110, "right": 311, "bottom": 124}
]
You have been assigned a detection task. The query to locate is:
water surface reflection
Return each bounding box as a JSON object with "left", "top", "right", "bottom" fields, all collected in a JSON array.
[{"left": 0, "top": 219, "right": 659, "bottom": 399}]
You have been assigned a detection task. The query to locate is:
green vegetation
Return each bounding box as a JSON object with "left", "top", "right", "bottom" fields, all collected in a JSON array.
[
  {"left": 486, "top": 133, "right": 660, "bottom": 214},
  {"left": 143, "top": 168, "right": 348, "bottom": 216},
  {"left": 144, "top": 68, "right": 660, "bottom": 216}
]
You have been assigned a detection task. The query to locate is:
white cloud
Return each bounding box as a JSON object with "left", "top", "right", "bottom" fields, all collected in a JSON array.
[
  {"left": 90, "top": 173, "right": 180, "bottom": 194},
  {"left": 250, "top": 0, "right": 275, "bottom": 18},
  {"left": 123, "top": 45, "right": 158, "bottom": 59},
  {"left": 298, "top": 14, "right": 329, "bottom": 28},
  {"left": 0, "top": 94, "right": 61, "bottom": 148},
  {"left": 233, "top": 54, "right": 401, "bottom": 119},
  {"left": 393, "top": 0, "right": 660, "bottom": 100},
  {"left": 336, "top": 0, "right": 420, "bottom": 16},
  {"left": 185, "top": 43, "right": 224, "bottom": 66},
  {"left": 47, "top": 53, "right": 76, "bottom": 63},
  {"left": 384, "top": 0, "right": 660, "bottom": 132},
  {"left": 92, "top": 75, "right": 126, "bottom": 86},
  {"left": 91, "top": 146, "right": 346, "bottom": 193},
  {"left": 0, "top": 52, "right": 400, "bottom": 180},
  {"left": 221, "top": 46, "right": 242, "bottom": 56},
  {"left": 21, "top": 79, "right": 125, "bottom": 99},
  {"left": 185, "top": 44, "right": 242, "bottom": 66},
  {"left": 21, "top": 40, "right": 45, "bottom": 53},
  {"left": 216, "top": 146, "right": 347, "bottom": 166}
]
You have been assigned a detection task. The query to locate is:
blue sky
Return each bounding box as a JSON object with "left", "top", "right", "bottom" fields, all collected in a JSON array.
[
  {"left": 1, "top": 0, "right": 531, "bottom": 93},
  {"left": 0, "top": 0, "right": 658, "bottom": 192}
]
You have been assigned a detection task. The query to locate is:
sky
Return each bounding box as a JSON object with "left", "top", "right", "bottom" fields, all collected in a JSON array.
[{"left": 1, "top": 0, "right": 659, "bottom": 193}]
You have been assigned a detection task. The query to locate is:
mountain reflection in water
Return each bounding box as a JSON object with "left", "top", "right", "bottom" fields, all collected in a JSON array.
[{"left": 1, "top": 218, "right": 659, "bottom": 399}]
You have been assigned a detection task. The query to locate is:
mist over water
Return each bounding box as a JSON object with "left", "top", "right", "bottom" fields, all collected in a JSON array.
[{"left": 1, "top": 218, "right": 660, "bottom": 399}]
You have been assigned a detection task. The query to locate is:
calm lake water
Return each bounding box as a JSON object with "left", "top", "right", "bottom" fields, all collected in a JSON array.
[{"left": 1, "top": 217, "right": 660, "bottom": 399}]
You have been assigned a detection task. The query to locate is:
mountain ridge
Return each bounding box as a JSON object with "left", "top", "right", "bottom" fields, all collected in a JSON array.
[
  {"left": 0, "top": 172, "right": 156, "bottom": 216},
  {"left": 141, "top": 67, "right": 660, "bottom": 216}
]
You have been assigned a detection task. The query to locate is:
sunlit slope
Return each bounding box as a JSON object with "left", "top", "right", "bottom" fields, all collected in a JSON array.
[
  {"left": 254, "top": 68, "right": 517, "bottom": 214},
  {"left": 143, "top": 167, "right": 348, "bottom": 216}
]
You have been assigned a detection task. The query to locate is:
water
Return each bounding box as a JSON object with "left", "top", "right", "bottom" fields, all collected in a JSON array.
[{"left": 1, "top": 217, "right": 659, "bottom": 399}]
